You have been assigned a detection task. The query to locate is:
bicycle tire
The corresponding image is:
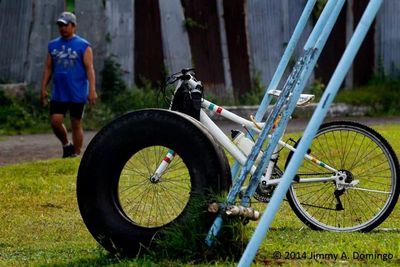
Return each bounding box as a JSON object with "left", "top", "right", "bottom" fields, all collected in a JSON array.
[
  {"left": 77, "top": 109, "right": 231, "bottom": 256},
  {"left": 286, "top": 120, "right": 399, "bottom": 232}
]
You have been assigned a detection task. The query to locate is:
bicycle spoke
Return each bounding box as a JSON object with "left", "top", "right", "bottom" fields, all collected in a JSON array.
[{"left": 118, "top": 146, "right": 191, "bottom": 228}]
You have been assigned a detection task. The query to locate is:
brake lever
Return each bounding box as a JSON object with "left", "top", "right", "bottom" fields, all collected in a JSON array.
[
  {"left": 166, "top": 74, "right": 181, "bottom": 85},
  {"left": 181, "top": 68, "right": 195, "bottom": 75}
]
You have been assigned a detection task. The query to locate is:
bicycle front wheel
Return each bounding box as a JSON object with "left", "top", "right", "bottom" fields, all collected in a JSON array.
[
  {"left": 77, "top": 109, "right": 231, "bottom": 256},
  {"left": 286, "top": 121, "right": 399, "bottom": 232}
]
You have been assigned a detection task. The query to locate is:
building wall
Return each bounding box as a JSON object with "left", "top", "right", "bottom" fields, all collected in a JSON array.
[
  {"left": 376, "top": 0, "right": 400, "bottom": 76},
  {"left": 0, "top": 0, "right": 398, "bottom": 99}
]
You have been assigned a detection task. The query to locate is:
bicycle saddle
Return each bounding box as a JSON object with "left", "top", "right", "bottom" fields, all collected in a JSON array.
[{"left": 268, "top": 89, "right": 315, "bottom": 107}]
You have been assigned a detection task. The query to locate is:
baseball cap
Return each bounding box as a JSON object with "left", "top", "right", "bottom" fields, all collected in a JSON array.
[{"left": 57, "top": 12, "right": 77, "bottom": 25}]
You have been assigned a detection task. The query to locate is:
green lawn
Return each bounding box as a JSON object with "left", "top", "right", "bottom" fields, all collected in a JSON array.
[{"left": 0, "top": 124, "right": 399, "bottom": 266}]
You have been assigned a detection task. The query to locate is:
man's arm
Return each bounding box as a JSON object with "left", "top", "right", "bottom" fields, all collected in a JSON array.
[
  {"left": 40, "top": 53, "right": 52, "bottom": 107},
  {"left": 83, "top": 46, "right": 97, "bottom": 105}
]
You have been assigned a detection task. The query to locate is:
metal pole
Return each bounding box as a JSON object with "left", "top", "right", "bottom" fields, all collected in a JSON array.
[{"left": 238, "top": 0, "right": 383, "bottom": 266}]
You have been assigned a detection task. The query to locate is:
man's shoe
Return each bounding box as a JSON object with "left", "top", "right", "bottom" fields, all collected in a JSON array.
[{"left": 62, "top": 143, "right": 75, "bottom": 158}]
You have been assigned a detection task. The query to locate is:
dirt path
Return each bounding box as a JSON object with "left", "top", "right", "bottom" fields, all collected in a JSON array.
[
  {"left": 1, "top": 116, "right": 400, "bottom": 166},
  {"left": 0, "top": 131, "right": 97, "bottom": 166}
]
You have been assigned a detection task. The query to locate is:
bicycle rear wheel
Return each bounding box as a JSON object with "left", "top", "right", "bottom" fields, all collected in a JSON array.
[
  {"left": 77, "top": 109, "right": 231, "bottom": 256},
  {"left": 286, "top": 121, "right": 399, "bottom": 232}
]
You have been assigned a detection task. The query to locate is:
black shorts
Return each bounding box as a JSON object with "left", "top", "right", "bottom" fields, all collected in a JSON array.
[{"left": 50, "top": 101, "right": 85, "bottom": 119}]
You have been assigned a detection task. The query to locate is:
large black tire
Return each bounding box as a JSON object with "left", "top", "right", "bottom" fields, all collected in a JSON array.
[
  {"left": 286, "top": 121, "right": 400, "bottom": 232},
  {"left": 77, "top": 109, "right": 231, "bottom": 256}
]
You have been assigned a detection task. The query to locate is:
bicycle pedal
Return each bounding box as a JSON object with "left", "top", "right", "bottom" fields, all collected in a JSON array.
[{"left": 225, "top": 205, "right": 261, "bottom": 221}]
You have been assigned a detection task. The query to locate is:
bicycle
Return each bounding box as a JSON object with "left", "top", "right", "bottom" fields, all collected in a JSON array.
[{"left": 76, "top": 68, "right": 399, "bottom": 256}]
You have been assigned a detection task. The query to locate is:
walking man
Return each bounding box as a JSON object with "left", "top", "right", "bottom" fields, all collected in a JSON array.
[{"left": 40, "top": 12, "right": 97, "bottom": 158}]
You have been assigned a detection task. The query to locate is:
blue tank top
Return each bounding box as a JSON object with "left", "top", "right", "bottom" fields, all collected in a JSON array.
[{"left": 48, "top": 35, "right": 90, "bottom": 103}]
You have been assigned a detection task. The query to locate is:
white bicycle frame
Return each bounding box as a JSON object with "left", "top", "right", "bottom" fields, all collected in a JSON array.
[
  {"left": 199, "top": 98, "right": 340, "bottom": 187},
  {"left": 150, "top": 73, "right": 355, "bottom": 194},
  {"left": 154, "top": 76, "right": 343, "bottom": 191}
]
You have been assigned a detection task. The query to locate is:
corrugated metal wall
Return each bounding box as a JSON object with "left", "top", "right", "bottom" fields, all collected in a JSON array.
[
  {"left": 246, "top": 0, "right": 311, "bottom": 89},
  {"left": 0, "top": 0, "right": 64, "bottom": 84},
  {"left": 0, "top": 1, "right": 32, "bottom": 83},
  {"left": 26, "top": 0, "right": 65, "bottom": 85},
  {"left": 376, "top": 0, "right": 400, "bottom": 76},
  {"left": 159, "top": 0, "right": 192, "bottom": 76},
  {"left": 75, "top": 0, "right": 107, "bottom": 86},
  {"left": 105, "top": 0, "right": 135, "bottom": 87},
  {"left": 0, "top": 0, "right": 399, "bottom": 98},
  {"left": 246, "top": 0, "right": 285, "bottom": 87}
]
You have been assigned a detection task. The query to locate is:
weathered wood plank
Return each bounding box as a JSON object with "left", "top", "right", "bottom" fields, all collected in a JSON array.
[
  {"left": 352, "top": 0, "right": 375, "bottom": 86},
  {"left": 182, "top": 0, "right": 226, "bottom": 98},
  {"left": 223, "top": 0, "right": 249, "bottom": 97},
  {"left": 314, "top": 2, "right": 347, "bottom": 87},
  {"left": 134, "top": 0, "right": 164, "bottom": 86}
]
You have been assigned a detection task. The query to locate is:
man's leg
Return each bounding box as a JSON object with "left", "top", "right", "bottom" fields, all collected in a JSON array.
[
  {"left": 71, "top": 117, "right": 83, "bottom": 155},
  {"left": 50, "top": 101, "right": 75, "bottom": 158},
  {"left": 50, "top": 113, "right": 69, "bottom": 146}
]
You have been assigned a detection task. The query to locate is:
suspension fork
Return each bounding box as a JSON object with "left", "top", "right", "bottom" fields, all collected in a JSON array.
[{"left": 150, "top": 149, "right": 176, "bottom": 183}]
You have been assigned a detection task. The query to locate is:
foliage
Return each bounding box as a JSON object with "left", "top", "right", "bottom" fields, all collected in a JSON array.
[
  {"left": 152, "top": 195, "right": 248, "bottom": 263},
  {"left": 238, "top": 73, "right": 266, "bottom": 106},
  {"left": 2, "top": 55, "right": 400, "bottom": 135},
  {"left": 100, "top": 56, "right": 128, "bottom": 105},
  {"left": 100, "top": 56, "right": 164, "bottom": 116},
  {"left": 312, "top": 0, "right": 329, "bottom": 22},
  {"left": 309, "top": 78, "right": 326, "bottom": 99},
  {"left": 0, "top": 89, "right": 48, "bottom": 135},
  {"left": 183, "top": 17, "right": 206, "bottom": 30},
  {"left": 66, "top": 0, "right": 75, "bottom": 13},
  {"left": 335, "top": 76, "right": 400, "bottom": 115}
]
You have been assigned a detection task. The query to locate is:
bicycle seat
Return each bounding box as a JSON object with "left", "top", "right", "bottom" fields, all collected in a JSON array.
[{"left": 268, "top": 89, "right": 315, "bottom": 107}]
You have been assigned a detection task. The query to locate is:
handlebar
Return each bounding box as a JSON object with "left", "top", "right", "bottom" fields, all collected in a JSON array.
[{"left": 166, "top": 68, "right": 196, "bottom": 85}]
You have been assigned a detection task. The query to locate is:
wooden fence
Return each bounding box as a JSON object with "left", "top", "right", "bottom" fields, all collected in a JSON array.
[{"left": 0, "top": 0, "right": 399, "bottom": 99}]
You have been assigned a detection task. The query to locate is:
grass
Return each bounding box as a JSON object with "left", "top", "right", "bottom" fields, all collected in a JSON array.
[{"left": 0, "top": 124, "right": 400, "bottom": 266}]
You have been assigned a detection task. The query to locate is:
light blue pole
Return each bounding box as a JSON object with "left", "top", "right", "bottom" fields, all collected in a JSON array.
[
  {"left": 230, "top": 0, "right": 317, "bottom": 180},
  {"left": 238, "top": 0, "right": 383, "bottom": 266}
]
